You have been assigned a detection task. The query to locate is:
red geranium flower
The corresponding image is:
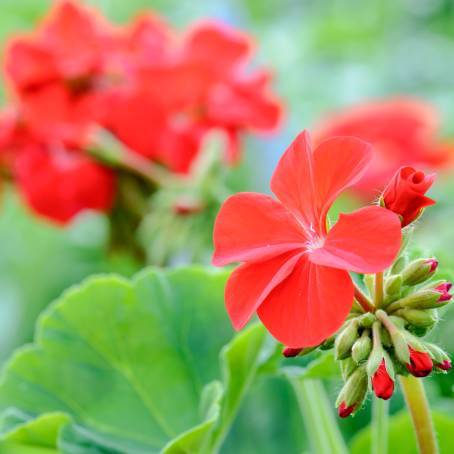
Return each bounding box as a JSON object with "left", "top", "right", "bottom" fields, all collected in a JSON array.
[
  {"left": 213, "top": 131, "right": 402, "bottom": 347},
  {"left": 313, "top": 97, "right": 452, "bottom": 197},
  {"left": 382, "top": 166, "right": 435, "bottom": 227},
  {"left": 4, "top": 0, "right": 113, "bottom": 144},
  {"left": 15, "top": 142, "right": 115, "bottom": 224}
]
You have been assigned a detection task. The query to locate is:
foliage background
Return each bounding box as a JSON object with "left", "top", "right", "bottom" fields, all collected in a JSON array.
[{"left": 1, "top": 0, "right": 454, "bottom": 452}]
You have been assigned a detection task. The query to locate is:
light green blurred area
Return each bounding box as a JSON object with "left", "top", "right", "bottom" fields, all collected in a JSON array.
[{"left": 1, "top": 0, "right": 454, "bottom": 452}]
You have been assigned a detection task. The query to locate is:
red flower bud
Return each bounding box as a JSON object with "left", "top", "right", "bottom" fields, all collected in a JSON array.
[
  {"left": 425, "top": 258, "right": 438, "bottom": 273},
  {"left": 435, "top": 359, "right": 452, "bottom": 371},
  {"left": 372, "top": 360, "right": 395, "bottom": 400},
  {"left": 338, "top": 401, "right": 356, "bottom": 418},
  {"left": 282, "top": 347, "right": 303, "bottom": 357},
  {"left": 406, "top": 347, "right": 433, "bottom": 377},
  {"left": 434, "top": 282, "right": 452, "bottom": 302},
  {"left": 382, "top": 166, "right": 435, "bottom": 227}
]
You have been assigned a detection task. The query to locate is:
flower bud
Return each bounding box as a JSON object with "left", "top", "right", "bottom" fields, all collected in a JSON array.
[
  {"left": 282, "top": 346, "right": 316, "bottom": 357},
  {"left": 387, "top": 285, "right": 450, "bottom": 312},
  {"left": 358, "top": 312, "right": 375, "bottom": 329},
  {"left": 340, "top": 358, "right": 357, "bottom": 380},
  {"left": 401, "top": 258, "right": 438, "bottom": 286},
  {"left": 336, "top": 367, "right": 368, "bottom": 418},
  {"left": 384, "top": 274, "right": 402, "bottom": 302},
  {"left": 424, "top": 343, "right": 451, "bottom": 371},
  {"left": 334, "top": 320, "right": 359, "bottom": 360},
  {"left": 434, "top": 282, "right": 452, "bottom": 302},
  {"left": 381, "top": 166, "right": 435, "bottom": 227},
  {"left": 396, "top": 309, "right": 438, "bottom": 328},
  {"left": 372, "top": 360, "right": 395, "bottom": 400},
  {"left": 351, "top": 332, "right": 372, "bottom": 364},
  {"left": 406, "top": 347, "right": 433, "bottom": 377}
]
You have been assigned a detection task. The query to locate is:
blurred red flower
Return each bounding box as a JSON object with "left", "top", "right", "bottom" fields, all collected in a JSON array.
[
  {"left": 15, "top": 142, "right": 115, "bottom": 224},
  {"left": 103, "top": 20, "right": 281, "bottom": 173},
  {"left": 314, "top": 98, "right": 452, "bottom": 197},
  {"left": 5, "top": 0, "right": 114, "bottom": 144},
  {"left": 213, "top": 131, "right": 401, "bottom": 347}
]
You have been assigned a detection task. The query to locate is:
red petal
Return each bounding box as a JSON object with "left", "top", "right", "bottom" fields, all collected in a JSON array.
[
  {"left": 313, "top": 136, "right": 372, "bottom": 230},
  {"left": 270, "top": 130, "right": 319, "bottom": 230},
  {"left": 271, "top": 131, "right": 372, "bottom": 234},
  {"left": 257, "top": 257, "right": 353, "bottom": 347},
  {"left": 213, "top": 192, "right": 306, "bottom": 266},
  {"left": 225, "top": 251, "right": 303, "bottom": 330},
  {"left": 309, "top": 206, "right": 401, "bottom": 273}
]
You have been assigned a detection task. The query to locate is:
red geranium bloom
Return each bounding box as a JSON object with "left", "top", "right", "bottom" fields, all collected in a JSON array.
[
  {"left": 213, "top": 131, "right": 401, "bottom": 347},
  {"left": 313, "top": 98, "right": 452, "bottom": 197},
  {"left": 382, "top": 166, "right": 435, "bottom": 227},
  {"left": 15, "top": 143, "right": 115, "bottom": 224},
  {"left": 4, "top": 0, "right": 113, "bottom": 144}
]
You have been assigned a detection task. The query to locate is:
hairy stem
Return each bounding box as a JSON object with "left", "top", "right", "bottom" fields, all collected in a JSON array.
[
  {"left": 374, "top": 272, "right": 384, "bottom": 309},
  {"left": 399, "top": 375, "right": 439, "bottom": 454},
  {"left": 372, "top": 397, "right": 389, "bottom": 454},
  {"left": 354, "top": 284, "right": 375, "bottom": 312},
  {"left": 290, "top": 378, "right": 348, "bottom": 454}
]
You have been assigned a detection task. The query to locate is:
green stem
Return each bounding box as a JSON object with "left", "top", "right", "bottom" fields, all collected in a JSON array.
[
  {"left": 375, "top": 272, "right": 384, "bottom": 309},
  {"left": 399, "top": 375, "right": 439, "bottom": 454},
  {"left": 290, "top": 378, "right": 348, "bottom": 454},
  {"left": 354, "top": 284, "right": 375, "bottom": 313},
  {"left": 372, "top": 397, "right": 389, "bottom": 454}
]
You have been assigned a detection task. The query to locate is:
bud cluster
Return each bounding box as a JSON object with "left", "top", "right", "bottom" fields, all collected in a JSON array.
[{"left": 282, "top": 256, "right": 452, "bottom": 418}]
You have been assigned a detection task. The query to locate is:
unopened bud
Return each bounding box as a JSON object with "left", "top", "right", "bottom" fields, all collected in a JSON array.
[
  {"left": 384, "top": 274, "right": 402, "bottom": 303},
  {"left": 372, "top": 360, "right": 395, "bottom": 400},
  {"left": 401, "top": 258, "right": 438, "bottom": 286},
  {"left": 282, "top": 346, "right": 316, "bottom": 357},
  {"left": 334, "top": 320, "right": 359, "bottom": 360},
  {"left": 320, "top": 335, "right": 336, "bottom": 350},
  {"left": 336, "top": 367, "right": 367, "bottom": 417},
  {"left": 406, "top": 347, "right": 433, "bottom": 377},
  {"left": 340, "top": 358, "right": 357, "bottom": 380},
  {"left": 351, "top": 331, "right": 372, "bottom": 364},
  {"left": 424, "top": 343, "right": 451, "bottom": 371},
  {"left": 391, "top": 255, "right": 407, "bottom": 275},
  {"left": 376, "top": 310, "right": 410, "bottom": 364},
  {"left": 434, "top": 282, "right": 452, "bottom": 302},
  {"left": 358, "top": 312, "right": 375, "bottom": 328},
  {"left": 396, "top": 309, "right": 438, "bottom": 328}
]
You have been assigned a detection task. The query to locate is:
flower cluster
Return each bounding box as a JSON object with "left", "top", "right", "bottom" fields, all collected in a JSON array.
[
  {"left": 213, "top": 129, "right": 451, "bottom": 418},
  {"left": 282, "top": 162, "right": 451, "bottom": 417},
  {"left": 0, "top": 0, "right": 281, "bottom": 223}
]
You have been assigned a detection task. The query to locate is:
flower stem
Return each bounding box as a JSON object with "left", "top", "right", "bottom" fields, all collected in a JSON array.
[
  {"left": 354, "top": 284, "right": 375, "bottom": 312},
  {"left": 290, "top": 378, "right": 348, "bottom": 454},
  {"left": 374, "top": 272, "right": 384, "bottom": 309},
  {"left": 372, "top": 397, "right": 389, "bottom": 454},
  {"left": 399, "top": 375, "right": 439, "bottom": 454}
]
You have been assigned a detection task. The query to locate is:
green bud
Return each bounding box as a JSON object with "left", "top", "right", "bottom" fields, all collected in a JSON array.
[
  {"left": 334, "top": 320, "right": 359, "bottom": 360},
  {"left": 352, "top": 331, "right": 372, "bottom": 364},
  {"left": 358, "top": 312, "right": 376, "bottom": 328},
  {"left": 384, "top": 274, "right": 402, "bottom": 303},
  {"left": 340, "top": 358, "right": 357, "bottom": 380},
  {"left": 320, "top": 335, "right": 335, "bottom": 350},
  {"left": 391, "top": 255, "right": 407, "bottom": 275},
  {"left": 387, "top": 290, "right": 441, "bottom": 313},
  {"left": 397, "top": 309, "right": 438, "bottom": 328},
  {"left": 401, "top": 258, "right": 438, "bottom": 286},
  {"left": 336, "top": 366, "right": 368, "bottom": 410},
  {"left": 424, "top": 343, "right": 449, "bottom": 365}
]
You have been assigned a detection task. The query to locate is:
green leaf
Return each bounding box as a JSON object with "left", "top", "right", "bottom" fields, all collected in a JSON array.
[
  {"left": 281, "top": 351, "right": 340, "bottom": 381},
  {"left": 0, "top": 267, "right": 268, "bottom": 453},
  {"left": 350, "top": 411, "right": 454, "bottom": 453}
]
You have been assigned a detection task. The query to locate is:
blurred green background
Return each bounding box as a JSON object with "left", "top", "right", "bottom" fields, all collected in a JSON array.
[{"left": 1, "top": 0, "right": 454, "bottom": 452}]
